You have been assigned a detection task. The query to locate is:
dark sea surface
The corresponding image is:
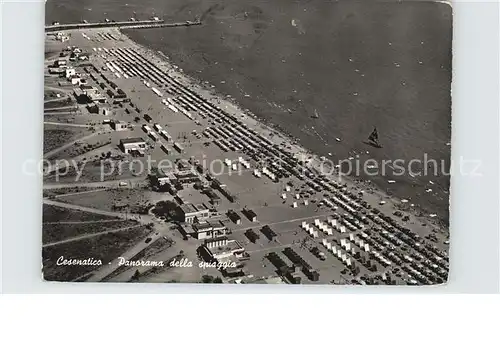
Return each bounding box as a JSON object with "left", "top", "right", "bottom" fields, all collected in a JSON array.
[{"left": 46, "top": 0, "right": 452, "bottom": 222}]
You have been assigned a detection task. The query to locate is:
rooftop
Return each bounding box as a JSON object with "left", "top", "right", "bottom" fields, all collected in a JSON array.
[
  {"left": 120, "top": 137, "right": 145, "bottom": 144},
  {"left": 207, "top": 220, "right": 226, "bottom": 230},
  {"left": 244, "top": 209, "right": 257, "bottom": 217},
  {"left": 180, "top": 203, "right": 209, "bottom": 214},
  {"left": 208, "top": 239, "right": 244, "bottom": 256},
  {"left": 205, "top": 189, "right": 221, "bottom": 200},
  {"left": 204, "top": 236, "right": 229, "bottom": 244},
  {"left": 193, "top": 221, "right": 212, "bottom": 232},
  {"left": 154, "top": 168, "right": 172, "bottom": 179},
  {"left": 176, "top": 170, "right": 198, "bottom": 179}
]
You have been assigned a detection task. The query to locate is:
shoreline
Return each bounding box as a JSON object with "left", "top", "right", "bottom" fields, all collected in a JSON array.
[{"left": 117, "top": 28, "right": 448, "bottom": 234}]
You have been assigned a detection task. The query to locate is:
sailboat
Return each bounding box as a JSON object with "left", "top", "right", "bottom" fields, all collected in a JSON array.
[
  {"left": 310, "top": 108, "right": 320, "bottom": 119},
  {"left": 365, "top": 127, "right": 382, "bottom": 148}
]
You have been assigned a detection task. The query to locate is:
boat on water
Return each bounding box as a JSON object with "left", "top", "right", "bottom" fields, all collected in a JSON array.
[
  {"left": 310, "top": 108, "right": 320, "bottom": 119},
  {"left": 365, "top": 127, "right": 382, "bottom": 148}
]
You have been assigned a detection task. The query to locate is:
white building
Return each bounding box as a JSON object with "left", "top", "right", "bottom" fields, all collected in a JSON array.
[
  {"left": 119, "top": 137, "right": 147, "bottom": 154},
  {"left": 180, "top": 203, "right": 210, "bottom": 224},
  {"left": 70, "top": 76, "right": 83, "bottom": 85},
  {"left": 65, "top": 68, "right": 76, "bottom": 78},
  {"left": 110, "top": 121, "right": 127, "bottom": 131}
]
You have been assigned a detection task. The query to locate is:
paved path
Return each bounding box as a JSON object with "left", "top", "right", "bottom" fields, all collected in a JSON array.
[
  {"left": 44, "top": 121, "right": 91, "bottom": 128},
  {"left": 43, "top": 224, "right": 143, "bottom": 248},
  {"left": 43, "top": 199, "right": 149, "bottom": 222},
  {"left": 43, "top": 178, "right": 145, "bottom": 189},
  {"left": 44, "top": 131, "right": 101, "bottom": 159},
  {"left": 44, "top": 97, "right": 71, "bottom": 104},
  {"left": 44, "top": 85, "right": 73, "bottom": 93}
]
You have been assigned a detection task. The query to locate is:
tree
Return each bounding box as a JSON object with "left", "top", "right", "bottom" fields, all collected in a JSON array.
[
  {"left": 213, "top": 277, "right": 223, "bottom": 283},
  {"left": 131, "top": 269, "right": 140, "bottom": 281},
  {"left": 152, "top": 200, "right": 180, "bottom": 220},
  {"left": 201, "top": 275, "right": 214, "bottom": 283}
]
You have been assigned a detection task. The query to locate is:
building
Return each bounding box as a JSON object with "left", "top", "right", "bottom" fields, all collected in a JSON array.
[
  {"left": 73, "top": 88, "right": 90, "bottom": 103},
  {"left": 244, "top": 229, "right": 260, "bottom": 243},
  {"left": 152, "top": 168, "right": 173, "bottom": 186},
  {"left": 65, "top": 68, "right": 76, "bottom": 78},
  {"left": 110, "top": 121, "right": 127, "bottom": 131},
  {"left": 49, "top": 67, "right": 65, "bottom": 75},
  {"left": 119, "top": 137, "right": 147, "bottom": 154},
  {"left": 204, "top": 189, "right": 221, "bottom": 206},
  {"left": 55, "top": 32, "right": 69, "bottom": 42},
  {"left": 174, "top": 170, "right": 199, "bottom": 185},
  {"left": 100, "top": 107, "right": 111, "bottom": 116},
  {"left": 209, "top": 221, "right": 228, "bottom": 237},
  {"left": 202, "top": 239, "right": 245, "bottom": 260},
  {"left": 267, "top": 252, "right": 295, "bottom": 276},
  {"left": 227, "top": 210, "right": 241, "bottom": 225},
  {"left": 212, "top": 180, "right": 235, "bottom": 203},
  {"left": 191, "top": 220, "right": 228, "bottom": 240},
  {"left": 180, "top": 203, "right": 210, "bottom": 224},
  {"left": 70, "top": 76, "right": 83, "bottom": 85},
  {"left": 54, "top": 59, "right": 67, "bottom": 68},
  {"left": 190, "top": 222, "right": 212, "bottom": 240},
  {"left": 80, "top": 84, "right": 93, "bottom": 91},
  {"left": 86, "top": 103, "right": 99, "bottom": 114},
  {"left": 261, "top": 225, "right": 277, "bottom": 240},
  {"left": 282, "top": 247, "right": 319, "bottom": 282},
  {"left": 243, "top": 208, "right": 257, "bottom": 222},
  {"left": 115, "top": 89, "right": 127, "bottom": 99},
  {"left": 86, "top": 89, "right": 106, "bottom": 103},
  {"left": 173, "top": 142, "right": 184, "bottom": 154},
  {"left": 176, "top": 159, "right": 191, "bottom": 170},
  {"left": 204, "top": 236, "right": 229, "bottom": 249},
  {"left": 73, "top": 87, "right": 105, "bottom": 104}
]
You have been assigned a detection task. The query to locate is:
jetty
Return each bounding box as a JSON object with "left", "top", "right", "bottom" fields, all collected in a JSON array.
[{"left": 45, "top": 19, "right": 202, "bottom": 33}]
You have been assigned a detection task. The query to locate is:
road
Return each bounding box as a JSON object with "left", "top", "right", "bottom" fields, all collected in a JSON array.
[
  {"left": 44, "top": 96, "right": 71, "bottom": 104},
  {"left": 43, "top": 224, "right": 143, "bottom": 248},
  {"left": 44, "top": 121, "right": 91, "bottom": 128},
  {"left": 44, "top": 85, "right": 74, "bottom": 94},
  {"left": 44, "top": 130, "right": 101, "bottom": 159},
  {"left": 43, "top": 177, "right": 146, "bottom": 189},
  {"left": 43, "top": 199, "right": 149, "bottom": 222}
]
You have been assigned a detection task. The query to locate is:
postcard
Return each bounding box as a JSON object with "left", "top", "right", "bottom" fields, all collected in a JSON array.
[{"left": 42, "top": 0, "right": 452, "bottom": 285}]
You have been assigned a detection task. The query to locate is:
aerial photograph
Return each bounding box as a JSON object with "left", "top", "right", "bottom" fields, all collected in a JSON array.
[{"left": 42, "top": 0, "right": 452, "bottom": 285}]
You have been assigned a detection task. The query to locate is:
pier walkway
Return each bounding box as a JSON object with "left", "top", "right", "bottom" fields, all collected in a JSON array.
[{"left": 45, "top": 20, "right": 202, "bottom": 33}]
